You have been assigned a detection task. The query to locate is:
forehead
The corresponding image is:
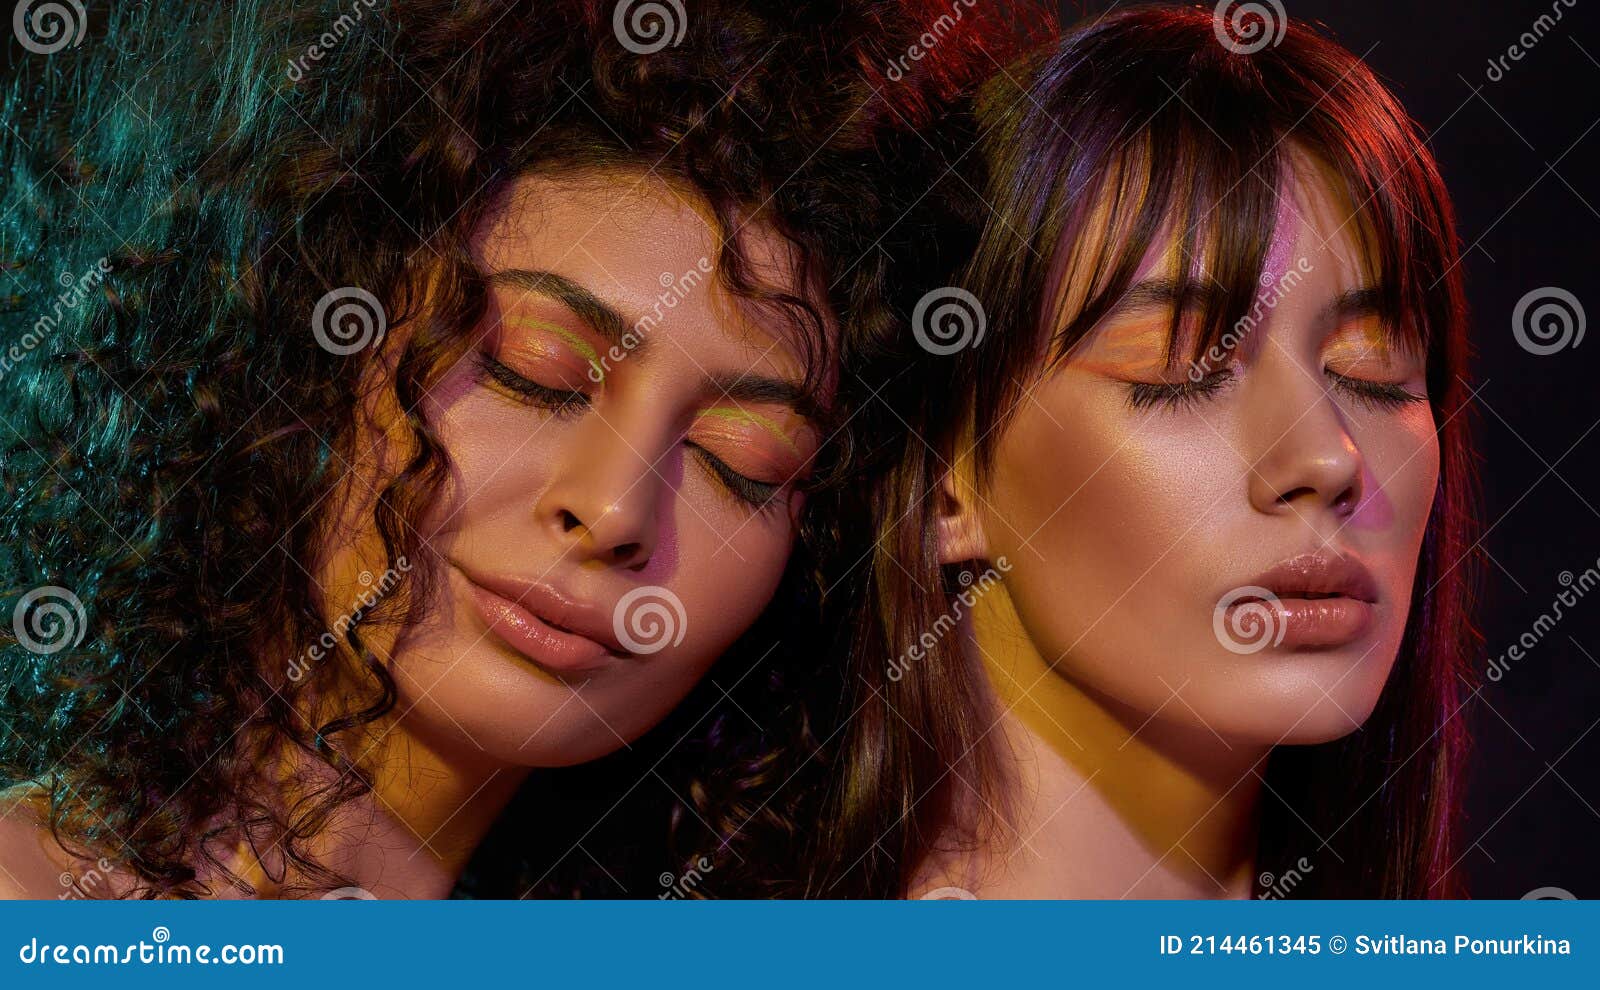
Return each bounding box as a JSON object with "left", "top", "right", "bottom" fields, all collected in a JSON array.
[{"left": 469, "top": 169, "right": 829, "bottom": 377}]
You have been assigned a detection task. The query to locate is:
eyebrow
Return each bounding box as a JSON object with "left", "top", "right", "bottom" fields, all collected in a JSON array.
[
  {"left": 486, "top": 268, "right": 633, "bottom": 350},
  {"left": 488, "top": 267, "right": 822, "bottom": 420},
  {"left": 707, "top": 371, "right": 823, "bottom": 422},
  {"left": 1101, "top": 278, "right": 1223, "bottom": 318},
  {"left": 1320, "top": 286, "right": 1384, "bottom": 323}
]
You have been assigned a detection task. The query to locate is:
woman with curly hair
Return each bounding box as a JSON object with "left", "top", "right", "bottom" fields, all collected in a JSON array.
[{"left": 0, "top": 0, "right": 1029, "bottom": 898}]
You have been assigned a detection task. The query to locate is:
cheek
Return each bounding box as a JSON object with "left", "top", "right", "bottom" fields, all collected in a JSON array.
[
  {"left": 980, "top": 380, "right": 1233, "bottom": 639},
  {"left": 1368, "top": 406, "right": 1441, "bottom": 540},
  {"left": 418, "top": 390, "right": 562, "bottom": 539},
  {"left": 668, "top": 492, "right": 798, "bottom": 651}
]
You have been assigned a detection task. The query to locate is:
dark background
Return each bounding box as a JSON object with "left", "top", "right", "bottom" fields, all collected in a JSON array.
[{"left": 1048, "top": 0, "right": 1600, "bottom": 898}]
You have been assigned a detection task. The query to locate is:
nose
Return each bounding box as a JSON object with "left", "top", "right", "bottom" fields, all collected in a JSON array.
[
  {"left": 534, "top": 420, "right": 661, "bottom": 569},
  {"left": 1245, "top": 371, "right": 1366, "bottom": 518}
]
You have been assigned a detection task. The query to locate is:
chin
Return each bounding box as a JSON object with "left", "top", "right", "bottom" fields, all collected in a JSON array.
[{"left": 1189, "top": 672, "right": 1392, "bottom": 747}]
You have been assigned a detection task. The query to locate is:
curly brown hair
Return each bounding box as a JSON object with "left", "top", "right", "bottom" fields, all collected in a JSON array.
[{"left": 0, "top": 0, "right": 1026, "bottom": 897}]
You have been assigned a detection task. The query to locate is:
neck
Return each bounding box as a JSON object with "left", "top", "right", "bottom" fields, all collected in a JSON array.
[{"left": 962, "top": 584, "right": 1265, "bottom": 899}]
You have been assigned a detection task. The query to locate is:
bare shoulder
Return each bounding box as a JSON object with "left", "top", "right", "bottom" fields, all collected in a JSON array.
[{"left": 0, "top": 783, "right": 82, "bottom": 899}]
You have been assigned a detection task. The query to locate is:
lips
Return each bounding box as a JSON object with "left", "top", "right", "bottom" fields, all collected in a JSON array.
[
  {"left": 457, "top": 567, "right": 628, "bottom": 674},
  {"left": 1224, "top": 552, "right": 1381, "bottom": 649}
]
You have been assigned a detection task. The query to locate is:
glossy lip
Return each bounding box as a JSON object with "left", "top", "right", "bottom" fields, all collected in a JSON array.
[
  {"left": 457, "top": 566, "right": 628, "bottom": 674},
  {"left": 1248, "top": 551, "right": 1380, "bottom": 604},
  {"left": 1229, "top": 552, "right": 1381, "bottom": 649}
]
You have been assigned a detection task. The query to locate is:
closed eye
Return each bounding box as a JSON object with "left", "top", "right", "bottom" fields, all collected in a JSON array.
[
  {"left": 476, "top": 351, "right": 590, "bottom": 418},
  {"left": 1125, "top": 369, "right": 1234, "bottom": 411},
  {"left": 1325, "top": 370, "right": 1427, "bottom": 410},
  {"left": 688, "top": 443, "right": 786, "bottom": 512}
]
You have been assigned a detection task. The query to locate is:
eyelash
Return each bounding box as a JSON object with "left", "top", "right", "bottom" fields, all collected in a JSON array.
[
  {"left": 477, "top": 351, "right": 590, "bottom": 419},
  {"left": 1125, "top": 368, "right": 1427, "bottom": 412},
  {"left": 475, "top": 351, "right": 786, "bottom": 511}
]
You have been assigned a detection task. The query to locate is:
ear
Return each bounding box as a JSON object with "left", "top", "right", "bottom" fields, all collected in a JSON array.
[{"left": 935, "top": 454, "right": 989, "bottom": 565}]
